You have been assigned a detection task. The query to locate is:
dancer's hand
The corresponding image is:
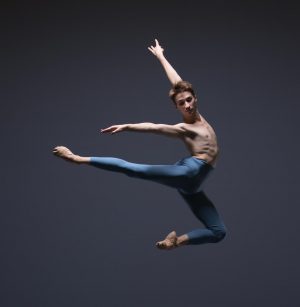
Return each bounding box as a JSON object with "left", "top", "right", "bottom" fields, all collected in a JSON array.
[
  {"left": 148, "top": 39, "right": 164, "bottom": 59},
  {"left": 100, "top": 124, "right": 128, "bottom": 134}
]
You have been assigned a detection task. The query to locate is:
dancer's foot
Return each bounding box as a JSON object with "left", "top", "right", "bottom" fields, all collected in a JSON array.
[
  {"left": 156, "top": 231, "right": 178, "bottom": 250},
  {"left": 52, "top": 146, "right": 88, "bottom": 164}
]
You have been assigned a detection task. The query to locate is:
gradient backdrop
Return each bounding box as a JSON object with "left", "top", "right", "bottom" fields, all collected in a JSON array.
[{"left": 1, "top": 1, "right": 300, "bottom": 306}]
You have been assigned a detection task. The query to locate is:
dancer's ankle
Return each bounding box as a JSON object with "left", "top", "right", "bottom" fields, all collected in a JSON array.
[
  {"left": 176, "top": 234, "right": 189, "bottom": 247},
  {"left": 74, "top": 156, "right": 90, "bottom": 164}
]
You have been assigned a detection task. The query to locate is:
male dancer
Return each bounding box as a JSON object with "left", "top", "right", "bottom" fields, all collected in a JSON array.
[{"left": 53, "top": 39, "right": 226, "bottom": 250}]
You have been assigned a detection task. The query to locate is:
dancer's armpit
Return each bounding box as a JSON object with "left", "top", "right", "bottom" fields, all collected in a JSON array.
[
  {"left": 153, "top": 123, "right": 186, "bottom": 138},
  {"left": 121, "top": 122, "right": 186, "bottom": 138}
]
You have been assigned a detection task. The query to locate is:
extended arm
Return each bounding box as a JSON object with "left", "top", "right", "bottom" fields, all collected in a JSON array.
[
  {"left": 148, "top": 39, "right": 182, "bottom": 85},
  {"left": 101, "top": 122, "right": 186, "bottom": 138}
]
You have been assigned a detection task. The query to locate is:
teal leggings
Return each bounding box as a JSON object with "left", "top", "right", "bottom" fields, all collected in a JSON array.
[{"left": 89, "top": 156, "right": 226, "bottom": 244}]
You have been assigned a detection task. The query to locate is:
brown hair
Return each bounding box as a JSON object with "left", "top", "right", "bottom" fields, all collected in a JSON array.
[{"left": 169, "top": 80, "right": 196, "bottom": 104}]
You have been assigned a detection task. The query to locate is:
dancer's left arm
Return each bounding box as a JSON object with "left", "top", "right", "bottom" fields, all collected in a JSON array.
[{"left": 101, "top": 123, "right": 186, "bottom": 138}]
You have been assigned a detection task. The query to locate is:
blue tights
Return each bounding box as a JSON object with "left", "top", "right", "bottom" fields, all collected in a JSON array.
[{"left": 89, "top": 156, "right": 226, "bottom": 245}]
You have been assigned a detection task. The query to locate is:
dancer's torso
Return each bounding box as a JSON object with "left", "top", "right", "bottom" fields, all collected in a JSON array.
[{"left": 180, "top": 114, "right": 219, "bottom": 167}]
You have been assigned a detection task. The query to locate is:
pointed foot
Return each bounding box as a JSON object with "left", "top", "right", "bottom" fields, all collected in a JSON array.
[
  {"left": 156, "top": 231, "right": 178, "bottom": 250},
  {"left": 52, "top": 146, "right": 81, "bottom": 163}
]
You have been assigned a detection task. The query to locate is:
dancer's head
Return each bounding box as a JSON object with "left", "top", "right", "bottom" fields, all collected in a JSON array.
[
  {"left": 169, "top": 81, "right": 196, "bottom": 102},
  {"left": 169, "top": 81, "right": 198, "bottom": 117}
]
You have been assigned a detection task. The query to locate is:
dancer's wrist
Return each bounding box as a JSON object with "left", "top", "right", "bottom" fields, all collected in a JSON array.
[{"left": 157, "top": 53, "right": 165, "bottom": 62}]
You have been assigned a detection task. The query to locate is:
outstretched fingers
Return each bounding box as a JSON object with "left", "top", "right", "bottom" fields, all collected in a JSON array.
[
  {"left": 101, "top": 126, "right": 116, "bottom": 134},
  {"left": 148, "top": 39, "right": 164, "bottom": 56},
  {"left": 148, "top": 46, "right": 155, "bottom": 55},
  {"left": 101, "top": 125, "right": 125, "bottom": 134}
]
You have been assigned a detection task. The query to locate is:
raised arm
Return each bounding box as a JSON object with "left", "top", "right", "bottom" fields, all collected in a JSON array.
[
  {"left": 101, "top": 122, "right": 186, "bottom": 138},
  {"left": 148, "top": 39, "right": 182, "bottom": 86}
]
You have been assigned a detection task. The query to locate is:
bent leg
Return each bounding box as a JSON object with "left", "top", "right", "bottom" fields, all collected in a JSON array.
[
  {"left": 179, "top": 191, "right": 227, "bottom": 245},
  {"left": 89, "top": 157, "right": 190, "bottom": 190}
]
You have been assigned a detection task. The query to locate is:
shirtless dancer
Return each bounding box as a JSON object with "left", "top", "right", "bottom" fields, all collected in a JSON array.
[{"left": 53, "top": 39, "right": 227, "bottom": 250}]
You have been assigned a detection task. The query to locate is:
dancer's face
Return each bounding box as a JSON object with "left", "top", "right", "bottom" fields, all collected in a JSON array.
[{"left": 174, "top": 91, "right": 198, "bottom": 116}]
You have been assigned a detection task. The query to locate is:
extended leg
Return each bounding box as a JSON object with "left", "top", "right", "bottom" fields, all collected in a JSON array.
[
  {"left": 53, "top": 146, "right": 191, "bottom": 190},
  {"left": 89, "top": 157, "right": 191, "bottom": 189}
]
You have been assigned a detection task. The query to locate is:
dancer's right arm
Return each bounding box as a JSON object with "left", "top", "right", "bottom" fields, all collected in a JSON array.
[
  {"left": 101, "top": 123, "right": 186, "bottom": 138},
  {"left": 148, "top": 39, "right": 182, "bottom": 85}
]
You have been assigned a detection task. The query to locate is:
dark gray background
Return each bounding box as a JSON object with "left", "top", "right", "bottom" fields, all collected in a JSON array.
[{"left": 1, "top": 1, "right": 300, "bottom": 306}]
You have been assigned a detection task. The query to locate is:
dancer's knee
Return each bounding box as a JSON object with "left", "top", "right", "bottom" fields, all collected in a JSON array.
[
  {"left": 212, "top": 228, "right": 227, "bottom": 243},
  {"left": 124, "top": 163, "right": 150, "bottom": 178}
]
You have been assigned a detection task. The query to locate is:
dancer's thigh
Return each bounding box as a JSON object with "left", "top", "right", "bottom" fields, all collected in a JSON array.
[{"left": 90, "top": 157, "right": 191, "bottom": 189}]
